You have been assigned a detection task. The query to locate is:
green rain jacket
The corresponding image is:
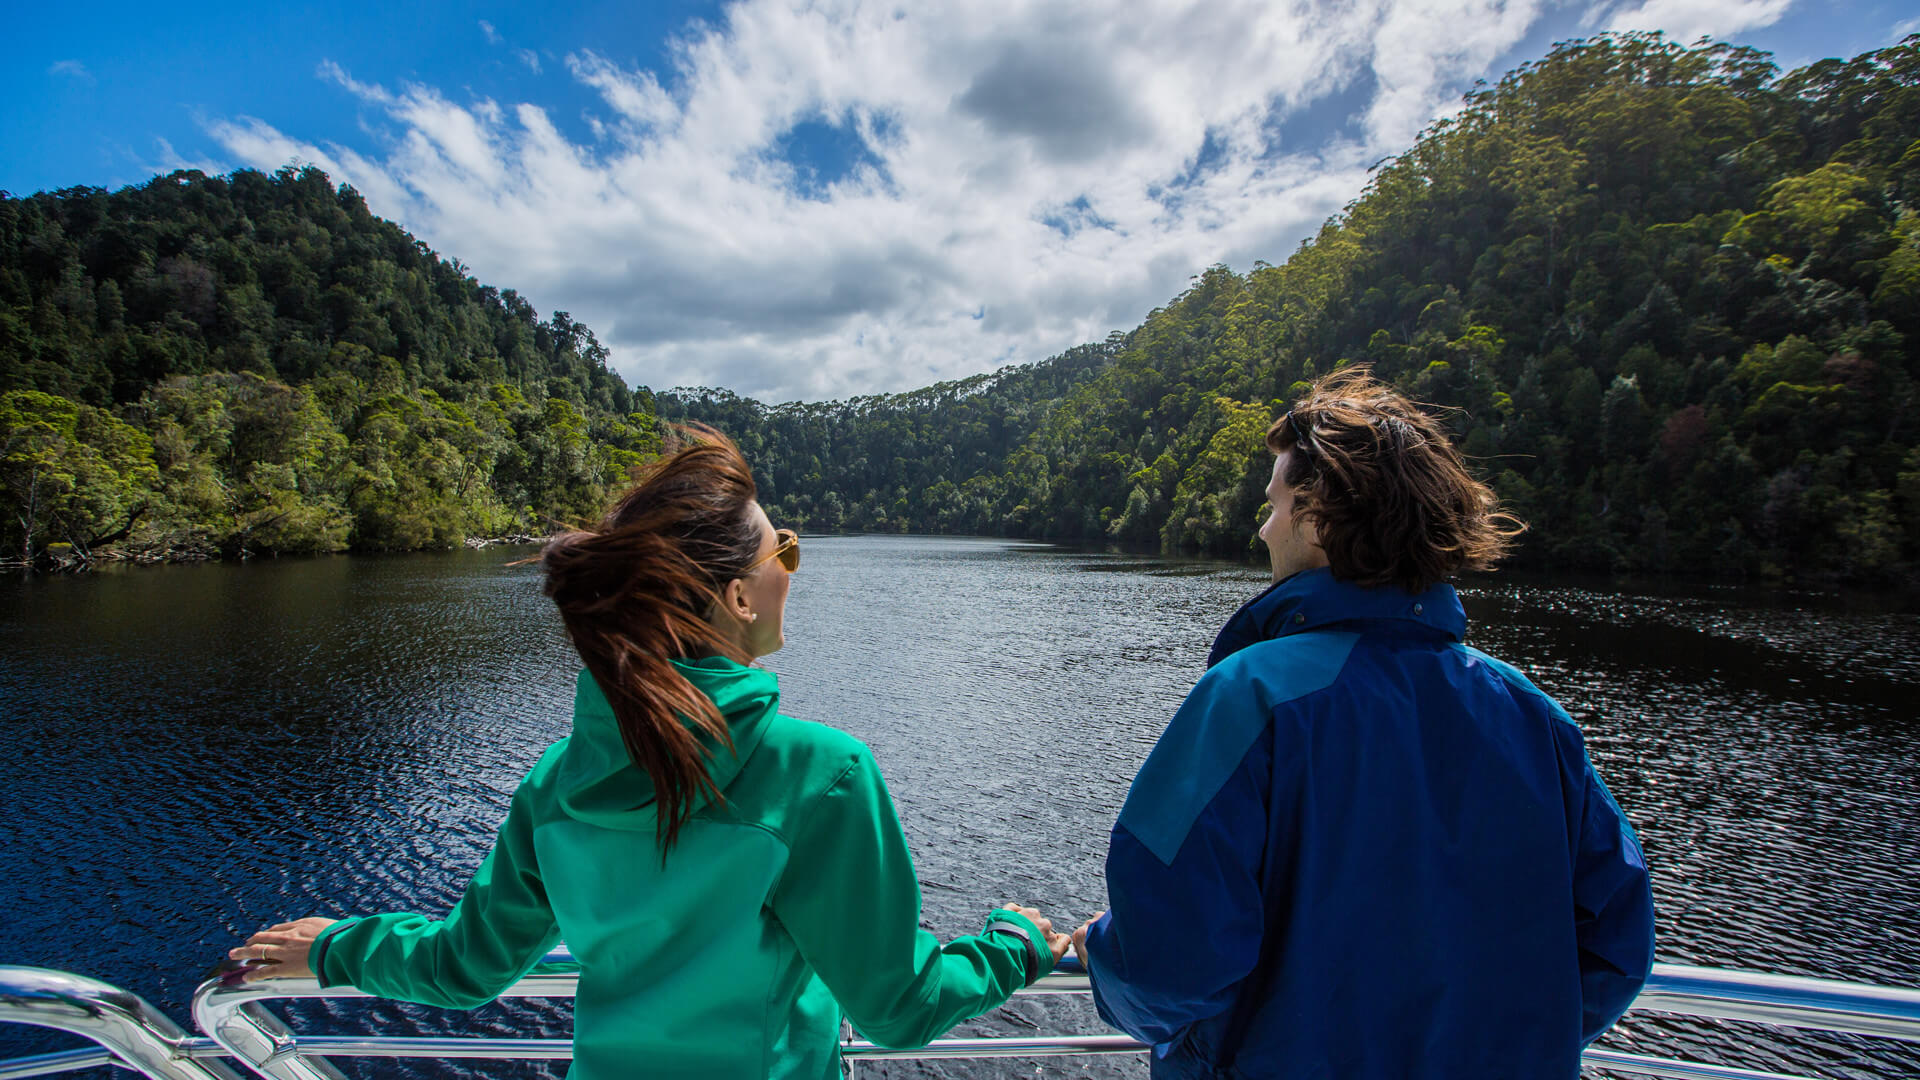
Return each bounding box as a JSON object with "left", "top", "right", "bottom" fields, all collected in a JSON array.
[{"left": 308, "top": 657, "right": 1047, "bottom": 1079}]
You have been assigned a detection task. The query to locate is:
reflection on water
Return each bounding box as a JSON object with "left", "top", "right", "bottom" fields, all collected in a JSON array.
[{"left": 1, "top": 539, "right": 1916, "bottom": 1078}]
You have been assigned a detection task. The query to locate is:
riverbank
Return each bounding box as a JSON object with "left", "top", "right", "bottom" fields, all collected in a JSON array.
[
  {"left": 462, "top": 533, "right": 549, "bottom": 550},
  {"left": 3, "top": 541, "right": 214, "bottom": 573},
  {"left": 6, "top": 533, "right": 558, "bottom": 573},
  {"left": 11, "top": 529, "right": 1920, "bottom": 606}
]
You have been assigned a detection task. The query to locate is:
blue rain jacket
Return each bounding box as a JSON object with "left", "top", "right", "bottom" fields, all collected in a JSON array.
[{"left": 1082, "top": 568, "right": 1655, "bottom": 1078}]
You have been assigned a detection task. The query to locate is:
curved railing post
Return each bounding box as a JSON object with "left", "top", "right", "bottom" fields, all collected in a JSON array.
[
  {"left": 192, "top": 953, "right": 577, "bottom": 1078},
  {"left": 0, "top": 966, "right": 242, "bottom": 1080},
  {"left": 190, "top": 971, "right": 350, "bottom": 1080}
]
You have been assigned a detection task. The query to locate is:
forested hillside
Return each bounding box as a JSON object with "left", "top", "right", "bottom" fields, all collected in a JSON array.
[
  {"left": 6, "top": 32, "right": 1919, "bottom": 583},
  {"left": 0, "top": 167, "right": 656, "bottom": 562},
  {"left": 657, "top": 342, "right": 1113, "bottom": 532},
  {"left": 676, "top": 33, "right": 1920, "bottom": 583}
]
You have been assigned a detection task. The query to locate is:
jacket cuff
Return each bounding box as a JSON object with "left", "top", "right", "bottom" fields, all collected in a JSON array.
[
  {"left": 308, "top": 917, "right": 360, "bottom": 988},
  {"left": 980, "top": 908, "right": 1052, "bottom": 985}
]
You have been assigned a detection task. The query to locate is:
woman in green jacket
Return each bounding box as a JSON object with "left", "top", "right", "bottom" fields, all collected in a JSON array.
[{"left": 229, "top": 426, "right": 1070, "bottom": 1079}]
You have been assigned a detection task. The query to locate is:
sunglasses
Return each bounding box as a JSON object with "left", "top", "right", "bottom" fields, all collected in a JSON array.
[
  {"left": 1283, "top": 409, "right": 1318, "bottom": 457},
  {"left": 744, "top": 528, "right": 800, "bottom": 574}
]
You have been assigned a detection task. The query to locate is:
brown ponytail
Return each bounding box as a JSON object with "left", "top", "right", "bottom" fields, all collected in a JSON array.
[{"left": 538, "top": 424, "right": 763, "bottom": 851}]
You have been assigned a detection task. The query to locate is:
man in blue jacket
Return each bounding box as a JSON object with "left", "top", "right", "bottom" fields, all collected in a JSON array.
[{"left": 1074, "top": 369, "right": 1655, "bottom": 1078}]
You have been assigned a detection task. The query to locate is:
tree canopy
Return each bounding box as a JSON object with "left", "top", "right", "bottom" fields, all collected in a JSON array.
[{"left": 0, "top": 165, "right": 656, "bottom": 561}]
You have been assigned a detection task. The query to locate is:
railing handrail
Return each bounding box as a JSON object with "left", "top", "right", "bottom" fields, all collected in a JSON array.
[
  {"left": 1636, "top": 963, "right": 1920, "bottom": 1041},
  {"left": 6, "top": 954, "right": 1918, "bottom": 1079},
  {"left": 0, "top": 966, "right": 241, "bottom": 1080}
]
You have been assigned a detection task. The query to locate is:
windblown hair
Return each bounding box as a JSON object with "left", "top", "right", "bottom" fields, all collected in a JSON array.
[
  {"left": 538, "top": 424, "right": 763, "bottom": 851},
  {"left": 1268, "top": 368, "right": 1525, "bottom": 593}
]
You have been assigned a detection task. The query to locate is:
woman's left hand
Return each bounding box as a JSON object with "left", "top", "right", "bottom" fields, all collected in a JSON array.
[{"left": 228, "top": 917, "right": 337, "bottom": 981}]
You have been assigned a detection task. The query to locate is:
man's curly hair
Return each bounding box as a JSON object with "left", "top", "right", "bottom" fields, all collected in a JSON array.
[{"left": 1267, "top": 367, "right": 1525, "bottom": 593}]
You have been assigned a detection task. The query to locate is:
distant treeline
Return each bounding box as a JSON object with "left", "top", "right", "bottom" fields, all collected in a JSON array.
[
  {"left": 665, "top": 33, "right": 1920, "bottom": 583},
  {"left": 5, "top": 32, "right": 1919, "bottom": 583}
]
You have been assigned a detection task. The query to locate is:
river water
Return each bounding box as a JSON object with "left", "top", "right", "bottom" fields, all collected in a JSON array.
[{"left": 2, "top": 537, "right": 1917, "bottom": 1078}]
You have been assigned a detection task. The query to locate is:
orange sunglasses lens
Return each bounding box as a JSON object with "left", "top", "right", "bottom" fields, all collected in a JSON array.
[
  {"left": 774, "top": 530, "right": 800, "bottom": 572},
  {"left": 751, "top": 529, "right": 799, "bottom": 573}
]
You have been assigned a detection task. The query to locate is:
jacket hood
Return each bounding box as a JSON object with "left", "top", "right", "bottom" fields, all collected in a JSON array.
[
  {"left": 554, "top": 657, "right": 780, "bottom": 830},
  {"left": 1208, "top": 566, "right": 1467, "bottom": 668}
]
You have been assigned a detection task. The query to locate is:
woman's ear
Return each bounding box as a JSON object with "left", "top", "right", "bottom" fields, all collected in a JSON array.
[{"left": 721, "top": 576, "right": 755, "bottom": 623}]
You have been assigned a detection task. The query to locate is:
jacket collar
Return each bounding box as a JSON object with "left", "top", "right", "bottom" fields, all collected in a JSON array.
[
  {"left": 1207, "top": 566, "right": 1466, "bottom": 667},
  {"left": 557, "top": 657, "right": 779, "bottom": 830}
]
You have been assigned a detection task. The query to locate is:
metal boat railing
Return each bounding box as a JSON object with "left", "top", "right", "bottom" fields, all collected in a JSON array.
[
  {"left": 3, "top": 953, "right": 1917, "bottom": 1079},
  {"left": 0, "top": 967, "right": 240, "bottom": 1080}
]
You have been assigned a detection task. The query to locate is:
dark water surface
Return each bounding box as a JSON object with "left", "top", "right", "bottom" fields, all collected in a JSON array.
[{"left": 2, "top": 538, "right": 1917, "bottom": 1078}]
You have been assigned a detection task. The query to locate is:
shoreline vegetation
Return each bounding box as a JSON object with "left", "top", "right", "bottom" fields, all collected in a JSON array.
[
  {"left": 5, "top": 33, "right": 1919, "bottom": 587},
  {"left": 0, "top": 530, "right": 556, "bottom": 571}
]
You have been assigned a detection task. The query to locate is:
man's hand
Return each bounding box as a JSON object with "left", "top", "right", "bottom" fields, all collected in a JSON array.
[
  {"left": 1071, "top": 911, "right": 1106, "bottom": 969},
  {"left": 1000, "top": 903, "right": 1072, "bottom": 965},
  {"left": 228, "top": 917, "right": 338, "bottom": 981}
]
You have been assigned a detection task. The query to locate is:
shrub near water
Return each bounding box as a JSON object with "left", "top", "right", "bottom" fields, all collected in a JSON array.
[{"left": 0, "top": 389, "right": 157, "bottom": 563}]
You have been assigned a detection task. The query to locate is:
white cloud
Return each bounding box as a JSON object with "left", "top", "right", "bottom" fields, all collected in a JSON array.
[
  {"left": 201, "top": 115, "right": 412, "bottom": 212},
  {"left": 515, "top": 48, "right": 542, "bottom": 74},
  {"left": 151, "top": 137, "right": 228, "bottom": 177},
  {"left": 478, "top": 19, "right": 501, "bottom": 45},
  {"left": 1597, "top": 0, "right": 1793, "bottom": 42},
  {"left": 1365, "top": 0, "right": 1546, "bottom": 148},
  {"left": 206, "top": 0, "right": 1559, "bottom": 402},
  {"left": 318, "top": 60, "right": 394, "bottom": 106},
  {"left": 49, "top": 59, "right": 94, "bottom": 82},
  {"left": 1894, "top": 15, "right": 1920, "bottom": 39}
]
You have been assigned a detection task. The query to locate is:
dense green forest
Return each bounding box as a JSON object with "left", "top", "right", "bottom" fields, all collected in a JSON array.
[
  {"left": 666, "top": 33, "right": 1920, "bottom": 583},
  {"left": 657, "top": 343, "right": 1114, "bottom": 533},
  {"left": 5, "top": 32, "right": 1920, "bottom": 583},
  {"left": 0, "top": 166, "right": 658, "bottom": 562}
]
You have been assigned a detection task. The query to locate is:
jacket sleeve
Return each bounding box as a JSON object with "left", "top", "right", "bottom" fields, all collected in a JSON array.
[
  {"left": 309, "top": 788, "right": 561, "bottom": 1009},
  {"left": 1572, "top": 763, "right": 1656, "bottom": 1044},
  {"left": 1083, "top": 723, "right": 1272, "bottom": 1052},
  {"left": 770, "top": 749, "right": 1042, "bottom": 1049}
]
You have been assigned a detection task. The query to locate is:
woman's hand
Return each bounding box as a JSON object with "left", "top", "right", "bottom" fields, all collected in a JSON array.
[
  {"left": 999, "top": 904, "right": 1072, "bottom": 965},
  {"left": 228, "top": 917, "right": 338, "bottom": 981}
]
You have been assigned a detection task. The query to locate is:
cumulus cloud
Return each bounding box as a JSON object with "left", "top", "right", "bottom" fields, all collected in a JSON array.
[
  {"left": 205, "top": 0, "right": 1558, "bottom": 402},
  {"left": 1365, "top": 0, "right": 1546, "bottom": 147},
  {"left": 955, "top": 41, "right": 1151, "bottom": 164},
  {"left": 515, "top": 48, "right": 542, "bottom": 74},
  {"left": 1594, "top": 0, "right": 1793, "bottom": 42}
]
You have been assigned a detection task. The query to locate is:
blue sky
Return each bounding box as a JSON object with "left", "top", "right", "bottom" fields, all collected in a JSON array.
[{"left": 8, "top": 1, "right": 1918, "bottom": 401}]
